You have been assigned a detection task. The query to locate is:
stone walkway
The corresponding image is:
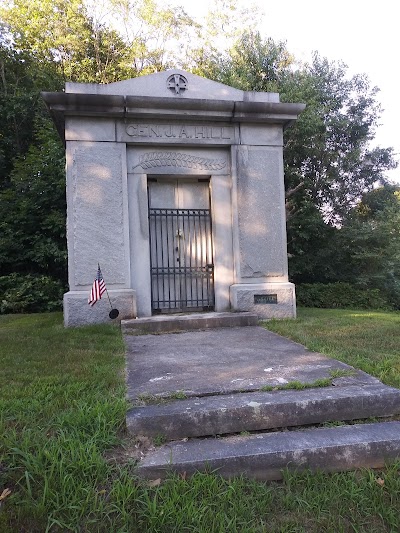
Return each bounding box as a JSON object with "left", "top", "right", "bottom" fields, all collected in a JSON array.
[{"left": 125, "top": 325, "right": 379, "bottom": 400}]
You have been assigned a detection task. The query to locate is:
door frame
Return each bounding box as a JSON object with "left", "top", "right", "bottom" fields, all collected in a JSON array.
[
  {"left": 128, "top": 172, "right": 234, "bottom": 317},
  {"left": 147, "top": 177, "right": 215, "bottom": 314}
]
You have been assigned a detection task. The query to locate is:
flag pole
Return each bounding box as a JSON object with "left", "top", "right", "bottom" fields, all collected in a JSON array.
[
  {"left": 98, "top": 263, "right": 113, "bottom": 309},
  {"left": 97, "top": 264, "right": 119, "bottom": 319}
]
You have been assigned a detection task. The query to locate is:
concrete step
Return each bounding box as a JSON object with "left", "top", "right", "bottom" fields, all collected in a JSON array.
[
  {"left": 127, "top": 384, "right": 400, "bottom": 440},
  {"left": 121, "top": 312, "right": 258, "bottom": 335},
  {"left": 136, "top": 421, "right": 400, "bottom": 481}
]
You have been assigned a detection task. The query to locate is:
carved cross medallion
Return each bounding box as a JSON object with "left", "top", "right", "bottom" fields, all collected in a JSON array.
[{"left": 167, "top": 74, "right": 188, "bottom": 95}]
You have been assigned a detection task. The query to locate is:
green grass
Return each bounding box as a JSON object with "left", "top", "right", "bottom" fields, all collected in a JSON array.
[
  {"left": 136, "top": 390, "right": 188, "bottom": 406},
  {"left": 264, "top": 308, "right": 400, "bottom": 389},
  {"left": 260, "top": 377, "right": 332, "bottom": 392},
  {"left": 0, "top": 313, "right": 127, "bottom": 531},
  {"left": 0, "top": 310, "right": 400, "bottom": 532}
]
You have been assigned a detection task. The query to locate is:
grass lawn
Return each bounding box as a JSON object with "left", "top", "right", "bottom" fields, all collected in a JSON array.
[
  {"left": 266, "top": 308, "right": 400, "bottom": 389},
  {"left": 0, "top": 309, "right": 399, "bottom": 532}
]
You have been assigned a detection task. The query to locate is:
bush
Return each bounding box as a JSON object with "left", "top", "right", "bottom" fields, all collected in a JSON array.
[
  {"left": 296, "top": 282, "right": 392, "bottom": 310},
  {"left": 0, "top": 273, "right": 64, "bottom": 314}
]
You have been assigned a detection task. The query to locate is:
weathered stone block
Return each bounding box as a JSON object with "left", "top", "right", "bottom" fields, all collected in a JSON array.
[
  {"left": 66, "top": 69, "right": 280, "bottom": 103},
  {"left": 235, "top": 146, "right": 288, "bottom": 279},
  {"left": 126, "top": 146, "right": 231, "bottom": 174},
  {"left": 118, "top": 121, "right": 239, "bottom": 146},
  {"left": 67, "top": 141, "right": 129, "bottom": 288},
  {"left": 127, "top": 384, "right": 400, "bottom": 440},
  {"left": 137, "top": 421, "right": 400, "bottom": 481},
  {"left": 65, "top": 117, "right": 116, "bottom": 142},
  {"left": 239, "top": 124, "right": 283, "bottom": 146},
  {"left": 230, "top": 283, "right": 296, "bottom": 318},
  {"left": 64, "top": 289, "right": 136, "bottom": 327}
]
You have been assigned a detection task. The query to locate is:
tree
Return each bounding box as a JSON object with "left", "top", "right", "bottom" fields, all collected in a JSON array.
[
  {"left": 0, "top": 120, "right": 66, "bottom": 280},
  {"left": 336, "top": 186, "right": 400, "bottom": 307},
  {"left": 208, "top": 32, "right": 397, "bottom": 222},
  {"left": 0, "top": 0, "right": 131, "bottom": 83},
  {"left": 85, "top": 0, "right": 197, "bottom": 74},
  {"left": 188, "top": 1, "right": 265, "bottom": 77},
  {"left": 203, "top": 32, "right": 397, "bottom": 288},
  {"left": 285, "top": 201, "right": 340, "bottom": 284},
  {"left": 197, "top": 30, "right": 293, "bottom": 92},
  {"left": 0, "top": 40, "right": 59, "bottom": 190},
  {"left": 281, "top": 54, "right": 397, "bottom": 224}
]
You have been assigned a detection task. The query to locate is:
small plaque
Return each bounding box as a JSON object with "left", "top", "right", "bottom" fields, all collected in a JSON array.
[{"left": 254, "top": 294, "right": 278, "bottom": 304}]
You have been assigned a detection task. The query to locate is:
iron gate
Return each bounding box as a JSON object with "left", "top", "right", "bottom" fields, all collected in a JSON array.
[{"left": 149, "top": 205, "right": 215, "bottom": 313}]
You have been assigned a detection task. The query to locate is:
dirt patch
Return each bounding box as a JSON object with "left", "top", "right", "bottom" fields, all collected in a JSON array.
[{"left": 104, "top": 435, "right": 156, "bottom": 464}]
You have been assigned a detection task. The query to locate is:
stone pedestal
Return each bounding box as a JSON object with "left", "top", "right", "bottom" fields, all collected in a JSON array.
[
  {"left": 64, "top": 290, "right": 137, "bottom": 327},
  {"left": 230, "top": 283, "right": 296, "bottom": 319}
]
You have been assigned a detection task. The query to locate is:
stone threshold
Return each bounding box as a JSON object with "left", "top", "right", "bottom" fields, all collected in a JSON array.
[{"left": 121, "top": 311, "right": 258, "bottom": 334}]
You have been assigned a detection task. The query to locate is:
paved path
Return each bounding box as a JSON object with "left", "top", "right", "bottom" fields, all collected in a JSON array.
[{"left": 125, "top": 326, "right": 379, "bottom": 400}]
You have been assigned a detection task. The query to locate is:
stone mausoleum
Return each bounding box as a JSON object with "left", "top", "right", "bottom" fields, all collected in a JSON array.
[{"left": 43, "top": 70, "right": 305, "bottom": 326}]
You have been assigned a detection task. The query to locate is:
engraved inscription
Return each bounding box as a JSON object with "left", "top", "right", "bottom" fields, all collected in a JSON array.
[
  {"left": 132, "top": 152, "right": 227, "bottom": 171},
  {"left": 254, "top": 294, "right": 278, "bottom": 304},
  {"left": 126, "top": 124, "right": 233, "bottom": 140}
]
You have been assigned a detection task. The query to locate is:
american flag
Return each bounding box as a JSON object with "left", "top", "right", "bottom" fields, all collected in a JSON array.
[{"left": 88, "top": 265, "right": 106, "bottom": 306}]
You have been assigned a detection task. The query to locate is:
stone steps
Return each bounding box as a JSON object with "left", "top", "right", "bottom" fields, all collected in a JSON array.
[
  {"left": 136, "top": 421, "right": 400, "bottom": 481},
  {"left": 121, "top": 311, "right": 258, "bottom": 335},
  {"left": 127, "top": 384, "right": 400, "bottom": 441},
  {"left": 126, "top": 323, "right": 400, "bottom": 480}
]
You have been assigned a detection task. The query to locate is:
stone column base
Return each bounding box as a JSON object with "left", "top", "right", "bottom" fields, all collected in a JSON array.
[
  {"left": 64, "top": 289, "right": 137, "bottom": 327},
  {"left": 230, "top": 283, "right": 296, "bottom": 319}
]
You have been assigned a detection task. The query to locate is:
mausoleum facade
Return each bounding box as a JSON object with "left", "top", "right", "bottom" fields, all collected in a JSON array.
[{"left": 43, "top": 70, "right": 305, "bottom": 326}]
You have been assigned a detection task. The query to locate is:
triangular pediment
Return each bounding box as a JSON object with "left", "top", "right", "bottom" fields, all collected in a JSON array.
[{"left": 65, "top": 69, "right": 279, "bottom": 103}]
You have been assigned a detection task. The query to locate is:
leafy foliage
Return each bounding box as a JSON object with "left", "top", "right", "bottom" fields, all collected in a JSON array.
[
  {"left": 85, "top": 0, "right": 197, "bottom": 75},
  {"left": 0, "top": 120, "right": 67, "bottom": 280},
  {"left": 338, "top": 186, "right": 400, "bottom": 308},
  {"left": 194, "top": 30, "right": 293, "bottom": 92},
  {"left": 293, "top": 185, "right": 400, "bottom": 309},
  {"left": 0, "top": 273, "right": 64, "bottom": 313},
  {"left": 0, "top": 44, "right": 57, "bottom": 190},
  {"left": 296, "top": 282, "right": 391, "bottom": 310},
  {"left": 0, "top": 0, "right": 131, "bottom": 83},
  {"left": 287, "top": 202, "right": 339, "bottom": 284},
  {"left": 207, "top": 31, "right": 397, "bottom": 222},
  {"left": 281, "top": 54, "right": 397, "bottom": 224}
]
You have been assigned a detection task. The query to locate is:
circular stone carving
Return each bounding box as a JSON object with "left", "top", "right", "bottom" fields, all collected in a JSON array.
[{"left": 167, "top": 74, "right": 188, "bottom": 95}]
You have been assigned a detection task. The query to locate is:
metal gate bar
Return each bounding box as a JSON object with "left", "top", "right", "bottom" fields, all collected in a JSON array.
[{"left": 149, "top": 208, "right": 214, "bottom": 312}]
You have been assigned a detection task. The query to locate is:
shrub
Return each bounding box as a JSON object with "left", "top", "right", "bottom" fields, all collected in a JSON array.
[
  {"left": 296, "top": 282, "right": 392, "bottom": 310},
  {"left": 0, "top": 273, "right": 64, "bottom": 314}
]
